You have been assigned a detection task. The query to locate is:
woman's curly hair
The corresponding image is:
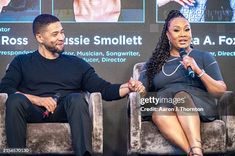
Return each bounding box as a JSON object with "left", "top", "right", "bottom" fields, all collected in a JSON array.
[{"left": 146, "top": 10, "right": 185, "bottom": 91}]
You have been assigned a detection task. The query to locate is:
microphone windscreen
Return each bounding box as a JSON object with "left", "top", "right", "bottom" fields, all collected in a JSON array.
[
  {"left": 179, "top": 48, "right": 187, "bottom": 58},
  {"left": 53, "top": 93, "right": 61, "bottom": 102}
]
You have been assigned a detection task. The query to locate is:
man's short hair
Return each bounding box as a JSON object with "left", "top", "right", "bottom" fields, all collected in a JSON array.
[{"left": 32, "top": 14, "right": 60, "bottom": 36}]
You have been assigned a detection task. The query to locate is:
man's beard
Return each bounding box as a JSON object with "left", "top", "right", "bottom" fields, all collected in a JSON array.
[{"left": 44, "top": 43, "right": 64, "bottom": 54}]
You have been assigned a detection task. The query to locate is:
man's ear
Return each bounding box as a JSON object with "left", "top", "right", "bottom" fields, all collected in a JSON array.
[{"left": 35, "top": 33, "right": 43, "bottom": 44}]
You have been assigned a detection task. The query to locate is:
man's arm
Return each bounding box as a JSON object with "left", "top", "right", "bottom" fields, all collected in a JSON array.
[
  {"left": 0, "top": 56, "right": 22, "bottom": 95},
  {"left": 17, "top": 92, "right": 57, "bottom": 113},
  {"left": 81, "top": 67, "right": 145, "bottom": 101},
  {"left": 0, "top": 56, "right": 57, "bottom": 113}
]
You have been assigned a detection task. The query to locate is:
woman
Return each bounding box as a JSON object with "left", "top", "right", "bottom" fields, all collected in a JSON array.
[
  {"left": 157, "top": 0, "right": 234, "bottom": 22},
  {"left": 140, "top": 10, "right": 227, "bottom": 156},
  {"left": 73, "top": 0, "right": 121, "bottom": 22},
  {"left": 0, "top": 0, "right": 11, "bottom": 13}
]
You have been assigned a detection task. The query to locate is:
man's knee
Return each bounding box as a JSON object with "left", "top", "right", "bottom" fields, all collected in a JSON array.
[
  {"left": 64, "top": 93, "right": 89, "bottom": 111},
  {"left": 6, "top": 93, "right": 30, "bottom": 112}
]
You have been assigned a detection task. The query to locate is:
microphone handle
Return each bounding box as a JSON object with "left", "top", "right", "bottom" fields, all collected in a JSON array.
[
  {"left": 179, "top": 48, "right": 195, "bottom": 78},
  {"left": 187, "top": 66, "right": 195, "bottom": 78}
]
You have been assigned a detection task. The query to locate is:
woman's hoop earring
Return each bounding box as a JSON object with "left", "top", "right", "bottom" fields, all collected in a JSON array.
[{"left": 168, "top": 40, "right": 172, "bottom": 50}]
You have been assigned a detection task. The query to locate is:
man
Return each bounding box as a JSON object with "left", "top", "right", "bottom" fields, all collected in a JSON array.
[{"left": 0, "top": 14, "right": 145, "bottom": 156}]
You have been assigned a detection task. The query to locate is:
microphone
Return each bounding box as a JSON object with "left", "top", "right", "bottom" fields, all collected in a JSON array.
[
  {"left": 42, "top": 93, "right": 61, "bottom": 118},
  {"left": 179, "top": 48, "right": 195, "bottom": 78}
]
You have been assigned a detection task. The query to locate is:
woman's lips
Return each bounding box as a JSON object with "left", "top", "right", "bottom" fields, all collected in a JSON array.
[{"left": 179, "top": 39, "right": 188, "bottom": 44}]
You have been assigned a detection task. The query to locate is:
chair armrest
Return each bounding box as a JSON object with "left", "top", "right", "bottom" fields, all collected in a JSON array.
[
  {"left": 217, "top": 91, "right": 235, "bottom": 152},
  {"left": 218, "top": 91, "right": 235, "bottom": 118},
  {"left": 0, "top": 93, "right": 8, "bottom": 149},
  {"left": 0, "top": 93, "right": 8, "bottom": 103},
  {"left": 128, "top": 92, "right": 141, "bottom": 154},
  {"left": 87, "top": 92, "right": 103, "bottom": 154}
]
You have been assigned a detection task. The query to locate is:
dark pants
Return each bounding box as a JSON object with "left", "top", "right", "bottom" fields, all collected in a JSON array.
[{"left": 5, "top": 93, "right": 92, "bottom": 156}]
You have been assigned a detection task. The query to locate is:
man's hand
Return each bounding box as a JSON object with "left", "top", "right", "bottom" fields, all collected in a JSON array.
[
  {"left": 119, "top": 79, "right": 146, "bottom": 97},
  {"left": 36, "top": 97, "right": 57, "bottom": 113},
  {"left": 128, "top": 79, "right": 146, "bottom": 96},
  {"left": 18, "top": 93, "right": 58, "bottom": 113}
]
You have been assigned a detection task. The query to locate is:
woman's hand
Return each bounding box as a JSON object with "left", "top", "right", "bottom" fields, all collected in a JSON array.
[
  {"left": 181, "top": 55, "right": 201, "bottom": 75},
  {"left": 181, "top": 55, "right": 227, "bottom": 97},
  {"left": 119, "top": 79, "right": 146, "bottom": 97},
  {"left": 128, "top": 79, "right": 146, "bottom": 96}
]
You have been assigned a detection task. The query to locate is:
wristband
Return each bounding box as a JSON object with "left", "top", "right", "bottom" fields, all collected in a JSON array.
[{"left": 197, "top": 69, "right": 205, "bottom": 78}]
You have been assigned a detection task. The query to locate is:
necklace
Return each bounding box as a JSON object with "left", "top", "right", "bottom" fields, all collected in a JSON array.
[
  {"left": 162, "top": 57, "right": 182, "bottom": 77},
  {"left": 165, "top": 57, "right": 178, "bottom": 62}
]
